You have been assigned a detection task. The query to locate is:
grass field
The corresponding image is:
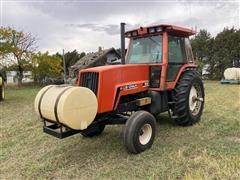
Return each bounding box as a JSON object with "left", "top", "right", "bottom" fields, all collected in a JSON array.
[{"left": 0, "top": 81, "right": 240, "bottom": 179}]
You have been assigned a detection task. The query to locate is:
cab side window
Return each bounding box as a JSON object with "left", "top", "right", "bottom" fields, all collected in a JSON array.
[{"left": 168, "top": 36, "right": 186, "bottom": 63}]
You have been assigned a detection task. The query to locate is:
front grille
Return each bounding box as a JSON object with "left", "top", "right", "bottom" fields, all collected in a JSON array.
[{"left": 80, "top": 72, "right": 99, "bottom": 95}]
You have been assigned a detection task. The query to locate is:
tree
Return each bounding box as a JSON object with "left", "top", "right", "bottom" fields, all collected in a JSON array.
[
  {"left": 0, "top": 27, "right": 37, "bottom": 85},
  {"left": 191, "top": 29, "right": 212, "bottom": 72},
  {"left": 5, "top": 59, "right": 32, "bottom": 71},
  {"left": 32, "top": 52, "right": 62, "bottom": 83},
  {"left": 56, "top": 50, "right": 85, "bottom": 75},
  {"left": 191, "top": 27, "right": 240, "bottom": 79},
  {"left": 212, "top": 27, "right": 240, "bottom": 79}
]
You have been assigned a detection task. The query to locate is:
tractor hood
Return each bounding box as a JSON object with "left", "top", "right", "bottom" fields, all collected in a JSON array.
[
  {"left": 79, "top": 64, "right": 151, "bottom": 113},
  {"left": 80, "top": 64, "right": 150, "bottom": 90},
  {"left": 81, "top": 64, "right": 149, "bottom": 73}
]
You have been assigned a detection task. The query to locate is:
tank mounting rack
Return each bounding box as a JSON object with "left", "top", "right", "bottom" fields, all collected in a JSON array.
[
  {"left": 43, "top": 120, "right": 81, "bottom": 139},
  {"left": 220, "top": 79, "right": 240, "bottom": 84}
]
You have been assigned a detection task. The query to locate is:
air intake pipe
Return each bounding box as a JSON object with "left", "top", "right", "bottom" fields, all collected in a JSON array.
[{"left": 120, "top": 22, "right": 125, "bottom": 64}]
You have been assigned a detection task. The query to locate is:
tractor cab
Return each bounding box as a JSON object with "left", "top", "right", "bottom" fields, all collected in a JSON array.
[{"left": 124, "top": 24, "right": 196, "bottom": 90}]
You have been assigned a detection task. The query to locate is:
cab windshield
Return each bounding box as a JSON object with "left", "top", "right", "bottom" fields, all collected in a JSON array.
[{"left": 127, "top": 35, "right": 162, "bottom": 64}]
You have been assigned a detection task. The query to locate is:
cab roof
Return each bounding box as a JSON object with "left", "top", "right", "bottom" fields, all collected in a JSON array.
[{"left": 125, "top": 24, "right": 195, "bottom": 38}]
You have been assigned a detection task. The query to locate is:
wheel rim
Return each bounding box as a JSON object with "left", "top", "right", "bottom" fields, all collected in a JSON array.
[
  {"left": 139, "top": 124, "right": 152, "bottom": 145},
  {"left": 189, "top": 84, "right": 203, "bottom": 116}
]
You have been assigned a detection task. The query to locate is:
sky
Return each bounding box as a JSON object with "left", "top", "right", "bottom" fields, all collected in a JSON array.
[{"left": 1, "top": 0, "right": 239, "bottom": 54}]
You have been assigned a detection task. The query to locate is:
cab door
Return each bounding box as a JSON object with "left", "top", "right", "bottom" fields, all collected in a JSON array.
[{"left": 166, "top": 36, "right": 188, "bottom": 82}]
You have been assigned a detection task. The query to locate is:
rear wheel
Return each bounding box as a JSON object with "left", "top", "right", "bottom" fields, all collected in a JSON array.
[
  {"left": 173, "top": 70, "right": 204, "bottom": 126},
  {"left": 123, "top": 111, "right": 156, "bottom": 154},
  {"left": 81, "top": 124, "right": 105, "bottom": 137}
]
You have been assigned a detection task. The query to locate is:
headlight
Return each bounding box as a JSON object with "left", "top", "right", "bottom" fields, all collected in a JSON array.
[
  {"left": 132, "top": 31, "right": 138, "bottom": 36},
  {"left": 156, "top": 27, "right": 162, "bottom": 32},
  {"left": 126, "top": 32, "right": 131, "bottom": 37},
  {"left": 149, "top": 28, "right": 156, "bottom": 33}
]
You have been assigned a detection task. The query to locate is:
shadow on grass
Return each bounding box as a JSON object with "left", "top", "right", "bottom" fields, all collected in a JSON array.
[
  {"left": 156, "top": 113, "right": 175, "bottom": 126},
  {"left": 39, "top": 114, "right": 181, "bottom": 167}
]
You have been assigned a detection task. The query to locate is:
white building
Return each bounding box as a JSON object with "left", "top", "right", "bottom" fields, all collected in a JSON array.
[
  {"left": 6, "top": 71, "right": 33, "bottom": 84},
  {"left": 202, "top": 64, "right": 210, "bottom": 76}
]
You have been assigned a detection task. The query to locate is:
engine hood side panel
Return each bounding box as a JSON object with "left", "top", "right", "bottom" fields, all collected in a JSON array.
[{"left": 97, "top": 64, "right": 150, "bottom": 113}]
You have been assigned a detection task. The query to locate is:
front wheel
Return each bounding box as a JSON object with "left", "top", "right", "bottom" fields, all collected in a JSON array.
[{"left": 123, "top": 111, "right": 157, "bottom": 154}]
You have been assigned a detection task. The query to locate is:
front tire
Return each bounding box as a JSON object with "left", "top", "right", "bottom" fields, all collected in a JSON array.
[
  {"left": 173, "top": 70, "right": 205, "bottom": 126},
  {"left": 123, "top": 111, "right": 156, "bottom": 154}
]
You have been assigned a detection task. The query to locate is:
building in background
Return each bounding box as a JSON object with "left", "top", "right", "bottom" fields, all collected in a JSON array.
[
  {"left": 68, "top": 47, "right": 121, "bottom": 84},
  {"left": 6, "top": 71, "right": 33, "bottom": 84}
]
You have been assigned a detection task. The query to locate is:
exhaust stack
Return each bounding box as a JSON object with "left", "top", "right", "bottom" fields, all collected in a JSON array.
[{"left": 120, "top": 22, "right": 125, "bottom": 64}]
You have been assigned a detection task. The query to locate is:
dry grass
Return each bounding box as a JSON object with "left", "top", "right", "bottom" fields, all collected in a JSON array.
[{"left": 0, "top": 81, "right": 240, "bottom": 179}]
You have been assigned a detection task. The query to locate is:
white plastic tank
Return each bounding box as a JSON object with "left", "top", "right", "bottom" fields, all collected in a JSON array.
[
  {"left": 224, "top": 68, "right": 240, "bottom": 80},
  {"left": 34, "top": 85, "right": 98, "bottom": 130}
]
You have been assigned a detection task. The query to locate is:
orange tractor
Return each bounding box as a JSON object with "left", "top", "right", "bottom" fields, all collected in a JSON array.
[{"left": 35, "top": 23, "right": 204, "bottom": 154}]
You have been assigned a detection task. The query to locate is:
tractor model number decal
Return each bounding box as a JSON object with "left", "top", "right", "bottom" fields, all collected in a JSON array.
[
  {"left": 120, "top": 81, "right": 149, "bottom": 91},
  {"left": 120, "top": 84, "right": 137, "bottom": 91}
]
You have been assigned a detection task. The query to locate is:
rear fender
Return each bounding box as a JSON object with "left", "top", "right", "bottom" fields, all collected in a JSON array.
[{"left": 165, "top": 64, "right": 197, "bottom": 90}]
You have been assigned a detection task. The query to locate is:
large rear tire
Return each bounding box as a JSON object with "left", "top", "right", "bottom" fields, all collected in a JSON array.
[
  {"left": 173, "top": 70, "right": 204, "bottom": 126},
  {"left": 123, "top": 111, "right": 156, "bottom": 154}
]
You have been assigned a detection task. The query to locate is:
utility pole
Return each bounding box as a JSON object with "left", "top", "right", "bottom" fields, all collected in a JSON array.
[{"left": 62, "top": 49, "right": 67, "bottom": 84}]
